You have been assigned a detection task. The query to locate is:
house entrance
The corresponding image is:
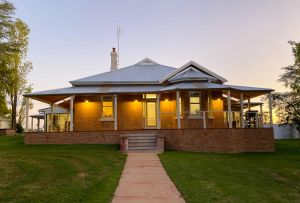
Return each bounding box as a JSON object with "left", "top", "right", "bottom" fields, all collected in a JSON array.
[{"left": 144, "top": 94, "right": 157, "bottom": 128}]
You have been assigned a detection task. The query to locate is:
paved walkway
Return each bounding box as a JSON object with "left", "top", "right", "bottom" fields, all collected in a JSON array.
[{"left": 112, "top": 153, "right": 185, "bottom": 203}]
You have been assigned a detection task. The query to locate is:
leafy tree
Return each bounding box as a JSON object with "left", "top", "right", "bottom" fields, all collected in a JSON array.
[
  {"left": 0, "top": 18, "right": 33, "bottom": 129},
  {"left": 272, "top": 41, "right": 300, "bottom": 132},
  {"left": 0, "top": 93, "right": 9, "bottom": 116},
  {"left": 0, "top": 0, "right": 16, "bottom": 56},
  {"left": 0, "top": 0, "right": 14, "bottom": 118}
]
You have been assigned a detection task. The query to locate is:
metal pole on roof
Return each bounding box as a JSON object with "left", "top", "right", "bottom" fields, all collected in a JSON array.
[{"left": 117, "top": 26, "right": 121, "bottom": 67}]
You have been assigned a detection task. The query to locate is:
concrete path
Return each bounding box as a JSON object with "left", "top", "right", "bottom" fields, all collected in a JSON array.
[{"left": 112, "top": 153, "right": 185, "bottom": 203}]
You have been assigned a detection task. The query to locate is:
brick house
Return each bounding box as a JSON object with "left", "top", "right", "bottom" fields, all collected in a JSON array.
[{"left": 24, "top": 49, "right": 275, "bottom": 152}]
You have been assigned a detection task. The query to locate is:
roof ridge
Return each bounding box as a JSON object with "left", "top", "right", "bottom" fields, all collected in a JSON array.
[{"left": 135, "top": 57, "right": 159, "bottom": 65}]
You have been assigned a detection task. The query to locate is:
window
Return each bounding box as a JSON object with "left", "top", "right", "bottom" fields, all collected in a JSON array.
[
  {"left": 189, "top": 92, "right": 201, "bottom": 115},
  {"left": 101, "top": 96, "right": 113, "bottom": 118},
  {"left": 145, "top": 94, "right": 157, "bottom": 99}
]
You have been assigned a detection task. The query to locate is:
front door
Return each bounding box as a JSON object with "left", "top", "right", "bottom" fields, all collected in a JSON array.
[
  {"left": 144, "top": 94, "right": 158, "bottom": 128},
  {"left": 145, "top": 101, "right": 157, "bottom": 128}
]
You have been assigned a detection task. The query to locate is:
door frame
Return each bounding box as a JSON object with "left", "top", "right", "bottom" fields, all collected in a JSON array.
[{"left": 143, "top": 95, "right": 158, "bottom": 129}]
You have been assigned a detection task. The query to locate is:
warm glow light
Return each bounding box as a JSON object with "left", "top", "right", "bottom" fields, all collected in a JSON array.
[
  {"left": 85, "top": 100, "right": 89, "bottom": 103},
  {"left": 217, "top": 98, "right": 221, "bottom": 101},
  {"left": 165, "top": 99, "right": 169, "bottom": 102},
  {"left": 134, "top": 99, "right": 138, "bottom": 102}
]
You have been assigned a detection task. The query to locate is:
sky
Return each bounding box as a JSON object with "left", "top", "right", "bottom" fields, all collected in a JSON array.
[{"left": 10, "top": 0, "right": 300, "bottom": 116}]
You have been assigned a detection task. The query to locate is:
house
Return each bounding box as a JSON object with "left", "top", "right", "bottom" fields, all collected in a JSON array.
[
  {"left": 0, "top": 116, "right": 10, "bottom": 129},
  {"left": 24, "top": 48, "right": 275, "bottom": 153}
]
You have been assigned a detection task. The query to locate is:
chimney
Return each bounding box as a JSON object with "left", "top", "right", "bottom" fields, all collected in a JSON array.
[{"left": 110, "top": 47, "right": 118, "bottom": 71}]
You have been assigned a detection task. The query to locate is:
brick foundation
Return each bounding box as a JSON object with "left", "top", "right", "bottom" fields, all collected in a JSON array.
[
  {"left": 24, "top": 131, "right": 120, "bottom": 144},
  {"left": 24, "top": 128, "right": 275, "bottom": 153}
]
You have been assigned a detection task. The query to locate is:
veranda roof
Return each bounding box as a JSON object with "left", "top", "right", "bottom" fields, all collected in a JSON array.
[{"left": 25, "top": 82, "right": 273, "bottom": 105}]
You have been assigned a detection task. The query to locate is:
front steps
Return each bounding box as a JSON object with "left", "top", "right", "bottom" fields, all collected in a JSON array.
[{"left": 126, "top": 134, "right": 161, "bottom": 153}]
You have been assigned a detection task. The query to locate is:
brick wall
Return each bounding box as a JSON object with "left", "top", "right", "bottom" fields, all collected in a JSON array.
[
  {"left": 0, "top": 129, "right": 16, "bottom": 136},
  {"left": 162, "top": 128, "right": 275, "bottom": 153},
  {"left": 24, "top": 128, "right": 275, "bottom": 153},
  {"left": 24, "top": 131, "right": 119, "bottom": 144}
]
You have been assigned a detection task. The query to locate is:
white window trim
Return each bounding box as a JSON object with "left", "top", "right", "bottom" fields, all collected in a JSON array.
[
  {"left": 100, "top": 95, "right": 114, "bottom": 121},
  {"left": 189, "top": 91, "right": 202, "bottom": 119}
]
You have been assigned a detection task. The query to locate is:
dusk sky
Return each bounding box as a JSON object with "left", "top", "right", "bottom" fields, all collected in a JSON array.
[{"left": 10, "top": 0, "right": 300, "bottom": 113}]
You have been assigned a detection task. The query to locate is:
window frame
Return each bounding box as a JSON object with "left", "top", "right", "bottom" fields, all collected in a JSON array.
[
  {"left": 100, "top": 95, "right": 114, "bottom": 121},
  {"left": 189, "top": 91, "right": 202, "bottom": 118}
]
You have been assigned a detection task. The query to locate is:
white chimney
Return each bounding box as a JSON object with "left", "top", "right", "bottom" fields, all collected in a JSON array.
[{"left": 110, "top": 47, "right": 118, "bottom": 71}]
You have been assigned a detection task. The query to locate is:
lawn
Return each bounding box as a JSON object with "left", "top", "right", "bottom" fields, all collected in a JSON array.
[
  {"left": 160, "top": 140, "right": 300, "bottom": 203},
  {"left": 0, "top": 136, "right": 126, "bottom": 203}
]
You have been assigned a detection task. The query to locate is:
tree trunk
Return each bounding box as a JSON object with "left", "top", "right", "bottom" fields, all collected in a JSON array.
[{"left": 10, "top": 93, "right": 17, "bottom": 129}]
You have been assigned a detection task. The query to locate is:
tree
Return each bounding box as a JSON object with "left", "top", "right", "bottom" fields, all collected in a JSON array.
[
  {"left": 0, "top": 93, "right": 9, "bottom": 116},
  {"left": 0, "top": 18, "right": 32, "bottom": 129},
  {"left": 0, "top": 0, "right": 14, "bottom": 118},
  {"left": 0, "top": 0, "right": 15, "bottom": 56},
  {"left": 18, "top": 86, "right": 33, "bottom": 125},
  {"left": 272, "top": 41, "right": 300, "bottom": 132}
]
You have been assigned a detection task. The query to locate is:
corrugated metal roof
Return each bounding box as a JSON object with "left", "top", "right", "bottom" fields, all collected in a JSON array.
[
  {"left": 70, "top": 58, "right": 176, "bottom": 85},
  {"left": 225, "top": 85, "right": 273, "bottom": 92},
  {"left": 26, "top": 85, "right": 164, "bottom": 96},
  {"left": 39, "top": 107, "right": 68, "bottom": 114},
  {"left": 26, "top": 82, "right": 273, "bottom": 97}
]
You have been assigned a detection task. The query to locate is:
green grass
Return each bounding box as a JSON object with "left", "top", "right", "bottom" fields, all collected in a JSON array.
[
  {"left": 0, "top": 136, "right": 126, "bottom": 203},
  {"left": 159, "top": 140, "right": 300, "bottom": 203}
]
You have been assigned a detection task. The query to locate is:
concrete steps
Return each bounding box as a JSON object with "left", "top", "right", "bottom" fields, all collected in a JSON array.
[{"left": 127, "top": 134, "right": 158, "bottom": 152}]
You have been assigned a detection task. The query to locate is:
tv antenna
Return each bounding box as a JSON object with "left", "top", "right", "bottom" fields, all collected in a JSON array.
[{"left": 117, "top": 26, "right": 121, "bottom": 67}]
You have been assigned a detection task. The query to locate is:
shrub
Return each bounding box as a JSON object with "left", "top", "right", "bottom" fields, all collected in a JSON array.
[{"left": 16, "top": 123, "right": 24, "bottom": 133}]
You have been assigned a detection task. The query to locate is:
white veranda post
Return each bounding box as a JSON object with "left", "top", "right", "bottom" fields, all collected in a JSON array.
[
  {"left": 156, "top": 94, "right": 161, "bottom": 129},
  {"left": 227, "top": 90, "right": 232, "bottom": 128},
  {"left": 114, "top": 94, "right": 117, "bottom": 130},
  {"left": 49, "top": 103, "right": 54, "bottom": 132},
  {"left": 240, "top": 93, "right": 245, "bottom": 128},
  {"left": 70, "top": 95, "right": 74, "bottom": 131},
  {"left": 176, "top": 91, "right": 181, "bottom": 129},
  {"left": 25, "top": 97, "right": 29, "bottom": 132}
]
